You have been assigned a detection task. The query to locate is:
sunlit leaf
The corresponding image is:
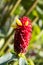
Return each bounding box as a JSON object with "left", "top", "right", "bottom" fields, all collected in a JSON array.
[
  {"left": 0, "top": 53, "right": 18, "bottom": 65},
  {"left": 19, "top": 57, "right": 28, "bottom": 65}
]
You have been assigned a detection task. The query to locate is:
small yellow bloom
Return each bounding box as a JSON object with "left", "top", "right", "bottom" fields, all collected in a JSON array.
[
  {"left": 16, "top": 18, "right": 22, "bottom": 26},
  {"left": 25, "top": 21, "right": 29, "bottom": 26}
]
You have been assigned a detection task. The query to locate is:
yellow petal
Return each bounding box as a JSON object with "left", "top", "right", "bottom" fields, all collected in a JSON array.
[
  {"left": 16, "top": 18, "right": 22, "bottom": 26},
  {"left": 11, "top": 24, "right": 18, "bottom": 29},
  {"left": 25, "top": 21, "right": 29, "bottom": 26}
]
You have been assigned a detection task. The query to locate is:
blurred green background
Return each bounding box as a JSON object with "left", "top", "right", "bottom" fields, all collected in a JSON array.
[{"left": 0, "top": 0, "right": 43, "bottom": 65}]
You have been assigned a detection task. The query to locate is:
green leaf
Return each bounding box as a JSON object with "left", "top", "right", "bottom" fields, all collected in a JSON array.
[
  {"left": 0, "top": 53, "right": 18, "bottom": 65},
  {"left": 19, "top": 57, "right": 28, "bottom": 65},
  {"left": 27, "top": 59, "right": 34, "bottom": 65}
]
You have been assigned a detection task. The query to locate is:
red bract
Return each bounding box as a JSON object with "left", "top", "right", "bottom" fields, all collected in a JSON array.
[{"left": 14, "top": 16, "right": 32, "bottom": 54}]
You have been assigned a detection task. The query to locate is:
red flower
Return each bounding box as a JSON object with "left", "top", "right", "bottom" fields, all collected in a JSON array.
[{"left": 14, "top": 16, "right": 32, "bottom": 54}]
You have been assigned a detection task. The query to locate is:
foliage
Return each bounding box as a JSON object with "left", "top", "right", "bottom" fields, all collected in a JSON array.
[{"left": 0, "top": 0, "right": 43, "bottom": 65}]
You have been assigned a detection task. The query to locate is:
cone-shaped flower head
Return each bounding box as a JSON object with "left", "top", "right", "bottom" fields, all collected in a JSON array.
[{"left": 13, "top": 16, "right": 32, "bottom": 54}]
